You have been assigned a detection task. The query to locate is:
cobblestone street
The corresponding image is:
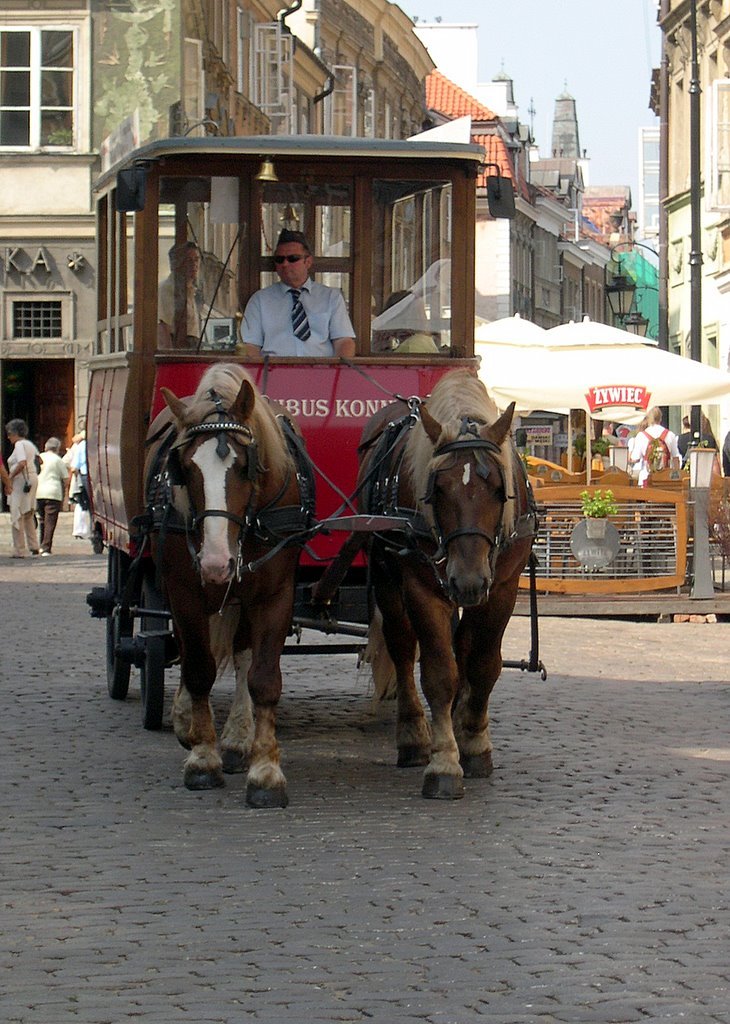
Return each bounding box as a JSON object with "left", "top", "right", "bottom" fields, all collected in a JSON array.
[{"left": 1, "top": 525, "right": 729, "bottom": 1023}]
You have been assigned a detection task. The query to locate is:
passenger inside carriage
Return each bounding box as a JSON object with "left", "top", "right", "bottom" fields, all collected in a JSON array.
[
  {"left": 157, "top": 241, "right": 202, "bottom": 350},
  {"left": 371, "top": 290, "right": 441, "bottom": 355}
]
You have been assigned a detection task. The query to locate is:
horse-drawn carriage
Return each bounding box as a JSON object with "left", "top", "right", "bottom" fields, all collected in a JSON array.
[{"left": 85, "top": 136, "right": 543, "bottom": 805}]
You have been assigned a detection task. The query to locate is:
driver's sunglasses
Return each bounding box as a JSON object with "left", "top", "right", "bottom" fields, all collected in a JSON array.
[{"left": 274, "top": 254, "right": 306, "bottom": 264}]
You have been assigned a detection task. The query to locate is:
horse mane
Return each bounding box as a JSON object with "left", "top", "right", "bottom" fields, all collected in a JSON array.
[
  {"left": 405, "top": 369, "right": 517, "bottom": 536},
  {"left": 182, "top": 363, "right": 291, "bottom": 479}
]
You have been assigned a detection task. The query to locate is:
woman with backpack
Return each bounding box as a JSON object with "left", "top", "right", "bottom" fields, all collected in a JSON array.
[{"left": 629, "top": 407, "right": 681, "bottom": 487}]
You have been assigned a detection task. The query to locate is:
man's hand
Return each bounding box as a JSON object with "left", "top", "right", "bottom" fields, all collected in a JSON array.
[{"left": 333, "top": 337, "right": 356, "bottom": 358}]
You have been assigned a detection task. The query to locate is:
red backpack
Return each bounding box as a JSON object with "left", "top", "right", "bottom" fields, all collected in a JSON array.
[{"left": 643, "top": 428, "right": 671, "bottom": 472}]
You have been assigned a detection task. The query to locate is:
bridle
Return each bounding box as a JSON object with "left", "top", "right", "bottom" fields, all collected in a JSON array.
[
  {"left": 170, "top": 389, "right": 264, "bottom": 540},
  {"left": 422, "top": 417, "right": 509, "bottom": 570}
]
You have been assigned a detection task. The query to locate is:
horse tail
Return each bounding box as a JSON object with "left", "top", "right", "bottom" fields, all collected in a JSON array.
[
  {"left": 360, "top": 607, "right": 397, "bottom": 701},
  {"left": 209, "top": 606, "right": 241, "bottom": 673}
]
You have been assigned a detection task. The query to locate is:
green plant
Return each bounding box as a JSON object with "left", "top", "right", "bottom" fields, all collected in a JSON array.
[
  {"left": 46, "top": 128, "right": 73, "bottom": 146},
  {"left": 573, "top": 435, "right": 610, "bottom": 459},
  {"left": 580, "top": 488, "right": 619, "bottom": 518}
]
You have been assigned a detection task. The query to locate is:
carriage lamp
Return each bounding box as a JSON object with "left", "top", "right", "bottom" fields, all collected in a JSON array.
[
  {"left": 608, "top": 445, "right": 630, "bottom": 472},
  {"left": 689, "top": 446, "right": 717, "bottom": 599}
]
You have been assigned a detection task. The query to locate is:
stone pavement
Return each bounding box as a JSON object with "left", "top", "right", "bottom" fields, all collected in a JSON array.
[{"left": 1, "top": 535, "right": 729, "bottom": 1024}]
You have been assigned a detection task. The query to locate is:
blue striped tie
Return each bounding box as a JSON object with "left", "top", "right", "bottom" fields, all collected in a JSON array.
[{"left": 289, "top": 288, "right": 311, "bottom": 341}]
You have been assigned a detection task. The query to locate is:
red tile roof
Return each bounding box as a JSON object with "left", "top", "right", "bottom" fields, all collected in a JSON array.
[
  {"left": 426, "top": 70, "right": 526, "bottom": 200},
  {"left": 474, "top": 133, "right": 513, "bottom": 183},
  {"left": 426, "top": 70, "right": 498, "bottom": 122}
]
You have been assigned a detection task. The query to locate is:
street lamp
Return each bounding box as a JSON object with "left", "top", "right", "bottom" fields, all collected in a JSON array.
[
  {"left": 605, "top": 272, "right": 636, "bottom": 322},
  {"left": 623, "top": 311, "right": 650, "bottom": 337},
  {"left": 689, "top": 445, "right": 716, "bottom": 599},
  {"left": 607, "top": 240, "right": 659, "bottom": 335}
]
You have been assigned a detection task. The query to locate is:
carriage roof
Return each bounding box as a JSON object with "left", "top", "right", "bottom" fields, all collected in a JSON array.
[{"left": 93, "top": 135, "right": 485, "bottom": 192}]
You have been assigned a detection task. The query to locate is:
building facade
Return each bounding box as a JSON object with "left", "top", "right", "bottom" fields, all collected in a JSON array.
[
  {"left": 0, "top": 0, "right": 433, "bottom": 453},
  {"left": 658, "top": 0, "right": 730, "bottom": 441}
]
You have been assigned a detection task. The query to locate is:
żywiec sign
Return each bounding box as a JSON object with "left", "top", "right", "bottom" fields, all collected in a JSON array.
[{"left": 585, "top": 385, "right": 651, "bottom": 413}]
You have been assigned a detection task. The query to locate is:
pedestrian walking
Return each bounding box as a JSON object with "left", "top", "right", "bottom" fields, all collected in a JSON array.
[
  {"left": 4, "top": 417, "right": 40, "bottom": 557},
  {"left": 36, "top": 437, "right": 69, "bottom": 555}
]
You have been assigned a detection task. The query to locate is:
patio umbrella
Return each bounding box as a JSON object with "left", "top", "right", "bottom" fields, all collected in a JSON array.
[
  {"left": 474, "top": 313, "right": 548, "bottom": 345},
  {"left": 476, "top": 316, "right": 730, "bottom": 483},
  {"left": 477, "top": 317, "right": 730, "bottom": 425}
]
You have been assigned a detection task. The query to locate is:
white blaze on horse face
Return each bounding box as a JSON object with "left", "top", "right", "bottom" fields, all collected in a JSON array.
[
  {"left": 462, "top": 462, "right": 471, "bottom": 486},
  {"left": 192, "top": 438, "right": 238, "bottom": 582}
]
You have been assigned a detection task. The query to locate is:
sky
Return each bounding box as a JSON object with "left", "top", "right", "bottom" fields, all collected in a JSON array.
[{"left": 407, "top": 0, "right": 661, "bottom": 203}]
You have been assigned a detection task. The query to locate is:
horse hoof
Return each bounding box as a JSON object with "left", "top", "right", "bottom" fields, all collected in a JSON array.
[
  {"left": 422, "top": 773, "right": 465, "bottom": 800},
  {"left": 397, "top": 745, "right": 430, "bottom": 768},
  {"left": 184, "top": 767, "right": 224, "bottom": 790},
  {"left": 460, "top": 751, "right": 494, "bottom": 778},
  {"left": 221, "top": 748, "right": 248, "bottom": 774},
  {"left": 246, "top": 783, "right": 289, "bottom": 809}
]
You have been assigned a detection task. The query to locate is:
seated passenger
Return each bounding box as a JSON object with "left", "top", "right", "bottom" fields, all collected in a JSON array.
[
  {"left": 371, "top": 290, "right": 440, "bottom": 354},
  {"left": 240, "top": 230, "right": 356, "bottom": 358},
  {"left": 158, "top": 241, "right": 201, "bottom": 350}
]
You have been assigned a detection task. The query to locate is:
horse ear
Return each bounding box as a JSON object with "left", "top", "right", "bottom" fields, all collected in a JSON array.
[
  {"left": 482, "top": 402, "right": 515, "bottom": 447},
  {"left": 420, "top": 404, "right": 443, "bottom": 445},
  {"left": 160, "top": 387, "right": 188, "bottom": 425},
  {"left": 230, "top": 379, "right": 256, "bottom": 422}
]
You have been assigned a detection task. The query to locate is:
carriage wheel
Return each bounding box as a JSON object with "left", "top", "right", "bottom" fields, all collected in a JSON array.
[
  {"left": 106, "top": 548, "right": 133, "bottom": 701},
  {"left": 139, "top": 574, "right": 167, "bottom": 731}
]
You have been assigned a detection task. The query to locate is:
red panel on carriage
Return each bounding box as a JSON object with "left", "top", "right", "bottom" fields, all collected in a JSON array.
[{"left": 151, "top": 361, "right": 462, "bottom": 564}]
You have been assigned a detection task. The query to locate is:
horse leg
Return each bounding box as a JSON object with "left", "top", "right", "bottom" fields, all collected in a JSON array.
[
  {"left": 372, "top": 571, "right": 431, "bottom": 768},
  {"left": 220, "top": 649, "right": 254, "bottom": 774},
  {"left": 403, "top": 583, "right": 464, "bottom": 800},
  {"left": 241, "top": 589, "right": 293, "bottom": 809},
  {"left": 452, "top": 585, "right": 516, "bottom": 778},
  {"left": 168, "top": 599, "right": 224, "bottom": 790}
]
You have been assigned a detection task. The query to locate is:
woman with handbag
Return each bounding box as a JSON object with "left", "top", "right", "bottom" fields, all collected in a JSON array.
[{"left": 4, "top": 418, "right": 40, "bottom": 558}]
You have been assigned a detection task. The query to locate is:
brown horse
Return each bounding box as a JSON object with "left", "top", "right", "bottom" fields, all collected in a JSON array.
[
  {"left": 358, "top": 369, "right": 536, "bottom": 799},
  {"left": 151, "top": 363, "right": 312, "bottom": 807}
]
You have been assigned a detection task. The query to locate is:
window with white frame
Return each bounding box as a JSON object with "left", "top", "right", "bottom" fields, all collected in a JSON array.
[
  {"left": 709, "top": 79, "right": 730, "bottom": 210},
  {"left": 325, "top": 66, "right": 357, "bottom": 136},
  {"left": 0, "top": 27, "right": 75, "bottom": 148},
  {"left": 253, "top": 22, "right": 293, "bottom": 135}
]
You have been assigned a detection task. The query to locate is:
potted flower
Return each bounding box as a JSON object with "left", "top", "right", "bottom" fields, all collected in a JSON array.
[{"left": 580, "top": 488, "right": 618, "bottom": 539}]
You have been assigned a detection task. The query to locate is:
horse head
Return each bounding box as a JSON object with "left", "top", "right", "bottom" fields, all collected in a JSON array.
[
  {"left": 419, "top": 399, "right": 516, "bottom": 607},
  {"left": 161, "top": 373, "right": 261, "bottom": 586}
]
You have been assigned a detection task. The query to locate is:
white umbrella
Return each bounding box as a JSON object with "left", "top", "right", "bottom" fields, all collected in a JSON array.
[
  {"left": 478, "top": 317, "right": 730, "bottom": 425},
  {"left": 476, "top": 315, "right": 730, "bottom": 483},
  {"left": 474, "top": 313, "right": 548, "bottom": 345}
]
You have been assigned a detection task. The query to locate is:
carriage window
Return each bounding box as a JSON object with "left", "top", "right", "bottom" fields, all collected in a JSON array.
[
  {"left": 370, "top": 180, "right": 452, "bottom": 355},
  {"left": 157, "top": 175, "right": 242, "bottom": 352},
  {"left": 95, "top": 194, "right": 134, "bottom": 355},
  {"left": 260, "top": 182, "right": 352, "bottom": 304}
]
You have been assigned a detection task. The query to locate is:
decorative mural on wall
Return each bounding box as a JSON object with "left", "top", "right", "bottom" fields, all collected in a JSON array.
[{"left": 92, "top": 0, "right": 180, "bottom": 147}]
